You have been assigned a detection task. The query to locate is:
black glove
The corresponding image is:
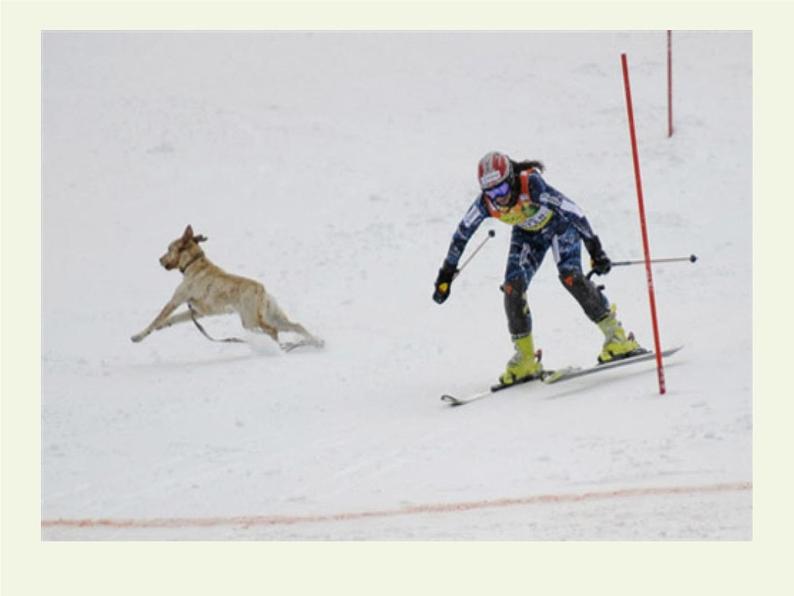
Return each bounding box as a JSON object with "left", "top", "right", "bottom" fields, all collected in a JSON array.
[
  {"left": 585, "top": 235, "right": 612, "bottom": 276},
  {"left": 433, "top": 262, "right": 458, "bottom": 304}
]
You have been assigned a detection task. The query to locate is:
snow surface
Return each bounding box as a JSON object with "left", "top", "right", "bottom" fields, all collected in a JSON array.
[{"left": 42, "top": 31, "right": 751, "bottom": 540}]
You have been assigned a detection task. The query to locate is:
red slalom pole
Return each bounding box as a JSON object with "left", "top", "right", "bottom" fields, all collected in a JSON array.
[
  {"left": 667, "top": 30, "right": 674, "bottom": 137},
  {"left": 621, "top": 53, "right": 666, "bottom": 395}
]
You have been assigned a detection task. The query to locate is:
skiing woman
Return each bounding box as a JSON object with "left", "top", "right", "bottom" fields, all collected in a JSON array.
[{"left": 433, "top": 151, "right": 644, "bottom": 386}]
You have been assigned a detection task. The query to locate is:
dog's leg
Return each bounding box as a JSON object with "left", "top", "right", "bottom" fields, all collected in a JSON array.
[
  {"left": 255, "top": 313, "right": 279, "bottom": 342},
  {"left": 265, "top": 299, "right": 323, "bottom": 349},
  {"left": 131, "top": 299, "right": 182, "bottom": 342},
  {"left": 236, "top": 285, "right": 279, "bottom": 342},
  {"left": 272, "top": 316, "right": 324, "bottom": 350},
  {"left": 238, "top": 302, "right": 279, "bottom": 342},
  {"left": 278, "top": 321, "right": 324, "bottom": 347},
  {"left": 272, "top": 308, "right": 323, "bottom": 347}
]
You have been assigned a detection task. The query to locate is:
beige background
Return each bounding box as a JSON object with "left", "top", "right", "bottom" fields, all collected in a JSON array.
[{"left": 2, "top": 1, "right": 788, "bottom": 594}]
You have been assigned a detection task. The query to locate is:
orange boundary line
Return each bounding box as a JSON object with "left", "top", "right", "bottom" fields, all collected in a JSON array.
[{"left": 42, "top": 481, "right": 751, "bottom": 530}]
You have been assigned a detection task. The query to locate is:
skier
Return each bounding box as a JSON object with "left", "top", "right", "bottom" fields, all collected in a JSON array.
[{"left": 433, "top": 151, "right": 644, "bottom": 386}]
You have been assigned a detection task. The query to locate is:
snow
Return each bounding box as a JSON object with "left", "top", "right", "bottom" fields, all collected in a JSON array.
[{"left": 41, "top": 31, "right": 751, "bottom": 540}]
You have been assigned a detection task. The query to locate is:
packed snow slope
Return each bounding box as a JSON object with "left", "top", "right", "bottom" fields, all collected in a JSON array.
[{"left": 42, "top": 31, "right": 751, "bottom": 539}]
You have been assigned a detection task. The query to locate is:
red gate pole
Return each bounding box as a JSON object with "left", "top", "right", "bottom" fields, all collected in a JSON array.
[
  {"left": 620, "top": 53, "right": 666, "bottom": 395},
  {"left": 667, "top": 30, "right": 674, "bottom": 137}
]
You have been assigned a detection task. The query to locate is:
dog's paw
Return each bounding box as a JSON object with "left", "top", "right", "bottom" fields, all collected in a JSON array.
[
  {"left": 130, "top": 333, "right": 145, "bottom": 343},
  {"left": 280, "top": 338, "right": 325, "bottom": 352}
]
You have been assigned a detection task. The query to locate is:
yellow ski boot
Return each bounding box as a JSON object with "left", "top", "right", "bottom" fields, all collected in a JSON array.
[
  {"left": 596, "top": 304, "right": 644, "bottom": 363},
  {"left": 500, "top": 335, "right": 543, "bottom": 385}
]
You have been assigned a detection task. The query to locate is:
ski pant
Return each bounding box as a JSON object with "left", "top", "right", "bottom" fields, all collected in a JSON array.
[{"left": 502, "top": 223, "right": 610, "bottom": 340}]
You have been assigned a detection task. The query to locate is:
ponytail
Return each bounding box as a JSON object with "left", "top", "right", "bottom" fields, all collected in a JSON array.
[{"left": 512, "top": 159, "right": 545, "bottom": 174}]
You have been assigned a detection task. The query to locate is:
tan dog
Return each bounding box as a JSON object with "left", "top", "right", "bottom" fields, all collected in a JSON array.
[{"left": 131, "top": 225, "right": 323, "bottom": 350}]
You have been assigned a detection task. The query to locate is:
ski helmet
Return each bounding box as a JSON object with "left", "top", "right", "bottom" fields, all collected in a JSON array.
[{"left": 477, "top": 151, "right": 513, "bottom": 191}]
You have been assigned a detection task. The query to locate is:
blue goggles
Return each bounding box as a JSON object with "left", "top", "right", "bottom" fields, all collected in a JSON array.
[{"left": 484, "top": 181, "right": 512, "bottom": 205}]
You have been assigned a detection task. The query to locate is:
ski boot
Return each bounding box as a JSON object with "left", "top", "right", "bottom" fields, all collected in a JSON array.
[
  {"left": 499, "top": 334, "right": 543, "bottom": 385},
  {"left": 596, "top": 304, "right": 645, "bottom": 363}
]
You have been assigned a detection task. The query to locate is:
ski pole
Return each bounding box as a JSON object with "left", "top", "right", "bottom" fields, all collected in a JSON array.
[
  {"left": 454, "top": 229, "right": 496, "bottom": 278},
  {"left": 587, "top": 254, "right": 697, "bottom": 279},
  {"left": 612, "top": 254, "right": 697, "bottom": 267}
]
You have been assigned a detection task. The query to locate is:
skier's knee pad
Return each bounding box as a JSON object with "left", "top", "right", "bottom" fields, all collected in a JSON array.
[
  {"left": 559, "top": 269, "right": 610, "bottom": 322},
  {"left": 502, "top": 276, "right": 531, "bottom": 337}
]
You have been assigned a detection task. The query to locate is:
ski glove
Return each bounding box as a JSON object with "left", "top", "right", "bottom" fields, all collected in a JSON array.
[
  {"left": 585, "top": 236, "right": 612, "bottom": 276},
  {"left": 433, "top": 262, "right": 458, "bottom": 304}
]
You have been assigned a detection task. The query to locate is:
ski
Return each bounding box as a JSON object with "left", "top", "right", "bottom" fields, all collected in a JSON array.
[
  {"left": 440, "top": 370, "right": 555, "bottom": 407},
  {"left": 542, "top": 345, "right": 684, "bottom": 384},
  {"left": 441, "top": 346, "right": 683, "bottom": 406}
]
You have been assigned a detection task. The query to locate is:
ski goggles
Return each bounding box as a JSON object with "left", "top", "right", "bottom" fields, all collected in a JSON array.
[{"left": 483, "top": 181, "right": 512, "bottom": 206}]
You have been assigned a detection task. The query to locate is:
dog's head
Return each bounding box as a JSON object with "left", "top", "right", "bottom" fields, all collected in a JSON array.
[{"left": 159, "top": 225, "right": 208, "bottom": 272}]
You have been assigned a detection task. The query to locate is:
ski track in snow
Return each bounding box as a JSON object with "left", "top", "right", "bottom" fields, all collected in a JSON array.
[{"left": 42, "top": 31, "right": 752, "bottom": 540}]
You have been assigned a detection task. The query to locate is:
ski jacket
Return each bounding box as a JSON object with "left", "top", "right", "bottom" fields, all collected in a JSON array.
[{"left": 443, "top": 168, "right": 598, "bottom": 268}]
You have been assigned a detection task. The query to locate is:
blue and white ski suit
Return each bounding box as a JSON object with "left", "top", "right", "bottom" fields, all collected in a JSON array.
[{"left": 441, "top": 167, "right": 610, "bottom": 338}]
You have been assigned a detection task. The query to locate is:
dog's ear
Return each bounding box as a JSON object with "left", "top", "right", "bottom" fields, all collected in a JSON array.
[
  {"left": 183, "top": 225, "right": 194, "bottom": 240},
  {"left": 194, "top": 234, "right": 208, "bottom": 243}
]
